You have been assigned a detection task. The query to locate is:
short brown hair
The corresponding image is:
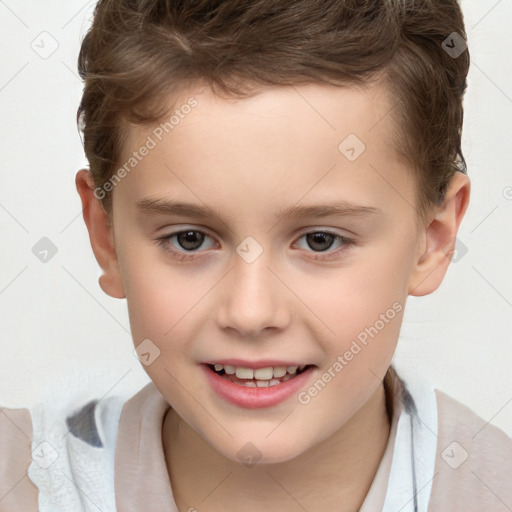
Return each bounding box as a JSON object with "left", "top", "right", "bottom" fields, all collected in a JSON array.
[{"left": 77, "top": 0, "right": 470, "bottom": 219}]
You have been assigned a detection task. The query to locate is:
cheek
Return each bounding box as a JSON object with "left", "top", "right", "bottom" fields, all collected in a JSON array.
[
  {"left": 117, "top": 232, "right": 192, "bottom": 327},
  {"left": 289, "top": 238, "right": 411, "bottom": 391},
  {"left": 122, "top": 262, "right": 208, "bottom": 407},
  {"left": 116, "top": 240, "right": 190, "bottom": 351},
  {"left": 296, "top": 253, "right": 408, "bottom": 343},
  {"left": 124, "top": 268, "right": 197, "bottom": 347},
  {"left": 293, "top": 272, "right": 405, "bottom": 440}
]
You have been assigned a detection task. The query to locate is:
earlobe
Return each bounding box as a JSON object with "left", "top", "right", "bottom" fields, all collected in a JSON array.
[
  {"left": 75, "top": 169, "right": 126, "bottom": 299},
  {"left": 408, "top": 172, "right": 471, "bottom": 296}
]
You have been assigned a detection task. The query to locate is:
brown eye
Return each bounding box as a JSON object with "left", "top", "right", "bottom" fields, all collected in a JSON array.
[
  {"left": 176, "top": 231, "right": 206, "bottom": 251},
  {"left": 294, "top": 230, "right": 355, "bottom": 261},
  {"left": 305, "top": 232, "right": 336, "bottom": 252},
  {"left": 155, "top": 228, "right": 217, "bottom": 261}
]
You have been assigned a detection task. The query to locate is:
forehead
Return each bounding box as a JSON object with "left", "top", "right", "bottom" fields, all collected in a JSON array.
[
  {"left": 116, "top": 80, "right": 416, "bottom": 219},
  {"left": 125, "top": 79, "right": 398, "bottom": 153}
]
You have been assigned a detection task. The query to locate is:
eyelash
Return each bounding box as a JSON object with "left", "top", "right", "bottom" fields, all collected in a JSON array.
[{"left": 154, "top": 228, "right": 355, "bottom": 262}]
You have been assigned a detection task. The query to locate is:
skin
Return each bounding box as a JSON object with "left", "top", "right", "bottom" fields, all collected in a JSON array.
[{"left": 76, "top": 80, "right": 470, "bottom": 511}]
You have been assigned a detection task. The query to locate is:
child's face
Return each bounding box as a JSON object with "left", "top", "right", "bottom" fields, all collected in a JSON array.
[{"left": 105, "top": 81, "right": 433, "bottom": 462}]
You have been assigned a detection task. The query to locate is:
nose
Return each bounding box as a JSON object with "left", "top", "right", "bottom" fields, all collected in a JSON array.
[{"left": 216, "top": 250, "right": 291, "bottom": 338}]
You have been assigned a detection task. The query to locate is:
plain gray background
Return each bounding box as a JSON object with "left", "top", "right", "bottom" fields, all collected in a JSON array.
[{"left": 0, "top": 0, "right": 511, "bottom": 437}]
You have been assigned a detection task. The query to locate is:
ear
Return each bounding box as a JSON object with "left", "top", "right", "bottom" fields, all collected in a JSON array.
[
  {"left": 408, "top": 172, "right": 471, "bottom": 296},
  {"left": 75, "top": 169, "right": 126, "bottom": 299}
]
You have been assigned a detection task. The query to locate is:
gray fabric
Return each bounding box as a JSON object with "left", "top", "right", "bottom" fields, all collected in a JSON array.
[{"left": 65, "top": 400, "right": 103, "bottom": 448}]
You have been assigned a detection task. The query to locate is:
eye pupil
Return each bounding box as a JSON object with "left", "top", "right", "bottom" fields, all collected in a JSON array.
[
  {"left": 307, "top": 232, "right": 335, "bottom": 251},
  {"left": 178, "top": 231, "right": 204, "bottom": 250}
]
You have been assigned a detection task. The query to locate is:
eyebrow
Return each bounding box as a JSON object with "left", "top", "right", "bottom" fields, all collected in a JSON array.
[{"left": 136, "top": 197, "right": 381, "bottom": 221}]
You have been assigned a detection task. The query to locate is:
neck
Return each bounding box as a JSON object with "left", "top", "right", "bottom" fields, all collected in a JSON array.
[{"left": 163, "top": 382, "right": 391, "bottom": 512}]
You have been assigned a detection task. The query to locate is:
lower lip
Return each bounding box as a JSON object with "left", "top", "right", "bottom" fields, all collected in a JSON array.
[{"left": 201, "top": 364, "right": 315, "bottom": 409}]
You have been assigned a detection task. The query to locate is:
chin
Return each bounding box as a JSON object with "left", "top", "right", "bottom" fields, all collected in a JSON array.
[{"left": 209, "top": 434, "right": 308, "bottom": 467}]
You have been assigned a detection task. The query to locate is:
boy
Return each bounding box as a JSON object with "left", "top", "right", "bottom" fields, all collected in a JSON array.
[{"left": 1, "top": 0, "right": 511, "bottom": 511}]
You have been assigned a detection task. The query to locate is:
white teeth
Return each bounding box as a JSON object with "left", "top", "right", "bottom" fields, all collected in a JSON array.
[
  {"left": 268, "top": 379, "right": 280, "bottom": 387},
  {"left": 273, "top": 366, "right": 287, "bottom": 378},
  {"left": 235, "top": 367, "right": 254, "bottom": 379},
  {"left": 254, "top": 367, "right": 273, "bottom": 380},
  {"left": 256, "top": 380, "right": 269, "bottom": 387},
  {"left": 243, "top": 381, "right": 257, "bottom": 387},
  {"left": 211, "top": 363, "right": 309, "bottom": 380},
  {"left": 224, "top": 364, "right": 236, "bottom": 375}
]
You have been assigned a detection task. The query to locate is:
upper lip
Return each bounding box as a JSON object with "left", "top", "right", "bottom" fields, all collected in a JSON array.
[{"left": 203, "top": 359, "right": 313, "bottom": 369}]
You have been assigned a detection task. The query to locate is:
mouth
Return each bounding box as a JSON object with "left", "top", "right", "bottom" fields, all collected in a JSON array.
[{"left": 206, "top": 363, "right": 314, "bottom": 388}]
